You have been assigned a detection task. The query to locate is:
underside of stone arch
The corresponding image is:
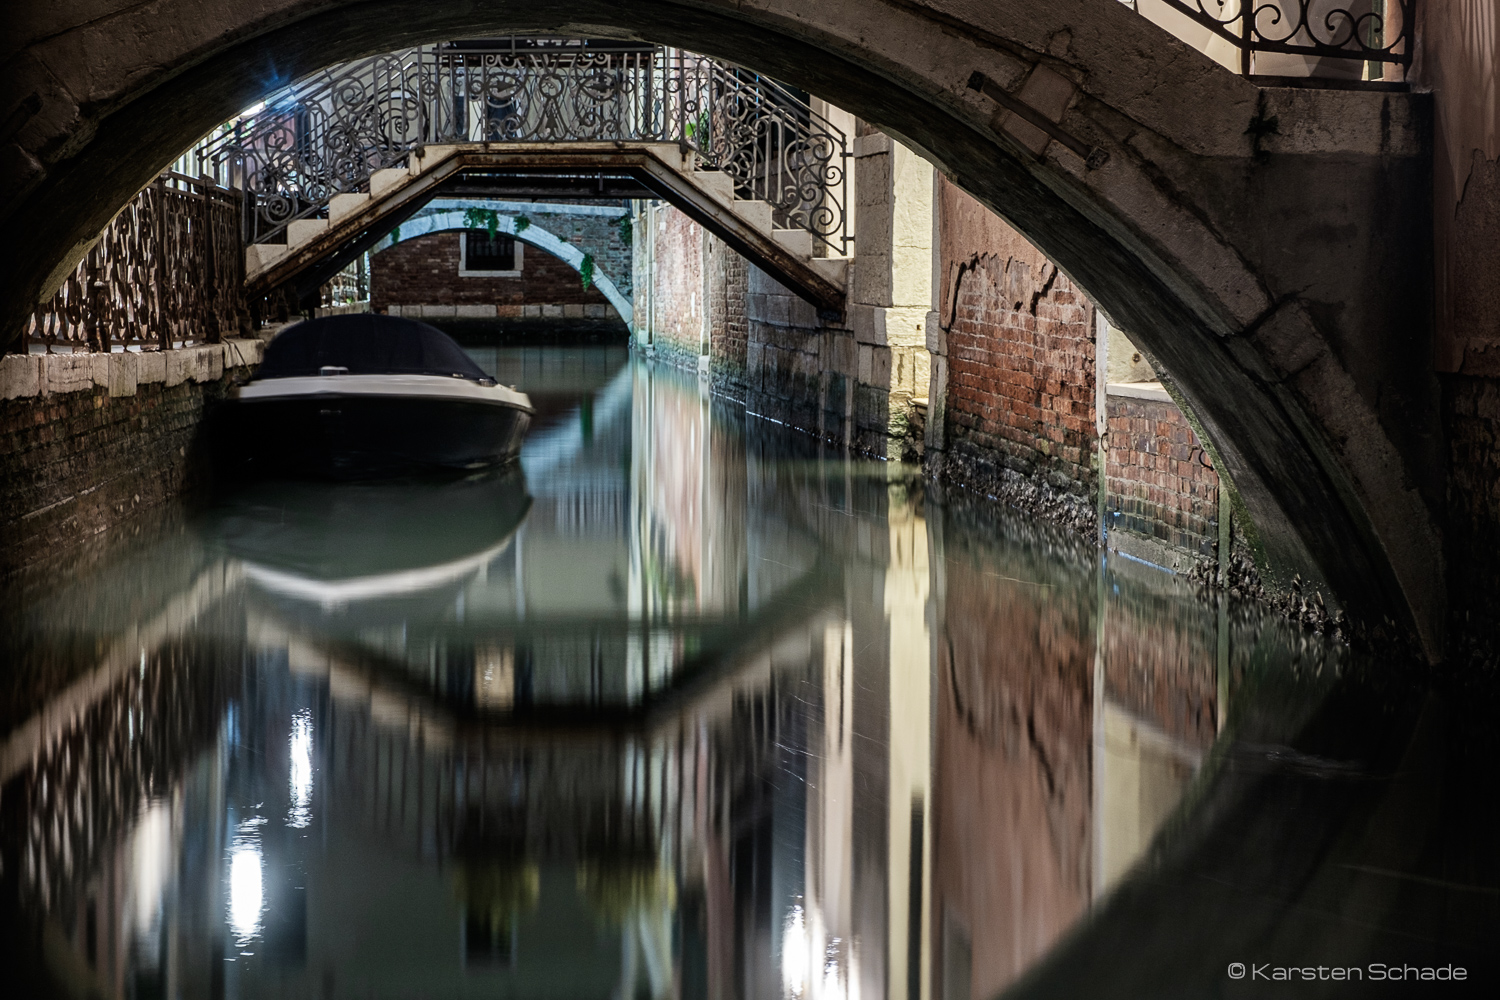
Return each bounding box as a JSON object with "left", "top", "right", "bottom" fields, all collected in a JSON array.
[{"left": 0, "top": 0, "right": 1443, "bottom": 652}]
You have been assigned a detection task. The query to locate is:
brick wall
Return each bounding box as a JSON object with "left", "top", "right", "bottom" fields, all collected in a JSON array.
[
  {"left": 944, "top": 254, "right": 1096, "bottom": 499},
  {"left": 635, "top": 205, "right": 706, "bottom": 370},
  {"left": 1105, "top": 396, "right": 1221, "bottom": 559},
  {"left": 707, "top": 236, "right": 749, "bottom": 394},
  {"left": 0, "top": 343, "right": 262, "bottom": 573},
  {"left": 934, "top": 178, "right": 1097, "bottom": 525},
  {"left": 371, "top": 231, "right": 613, "bottom": 312},
  {"left": 523, "top": 208, "right": 632, "bottom": 297}
]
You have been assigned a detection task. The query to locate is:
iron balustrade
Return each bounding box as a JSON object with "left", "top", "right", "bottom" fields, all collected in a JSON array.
[
  {"left": 25, "top": 173, "right": 243, "bottom": 353},
  {"left": 194, "top": 39, "right": 852, "bottom": 253},
  {"left": 1121, "top": 0, "right": 1412, "bottom": 77}
]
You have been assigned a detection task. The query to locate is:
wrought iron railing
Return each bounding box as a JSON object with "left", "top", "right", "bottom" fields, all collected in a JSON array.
[
  {"left": 195, "top": 39, "right": 850, "bottom": 253},
  {"left": 1122, "top": 0, "right": 1412, "bottom": 78},
  {"left": 25, "top": 173, "right": 242, "bottom": 352}
]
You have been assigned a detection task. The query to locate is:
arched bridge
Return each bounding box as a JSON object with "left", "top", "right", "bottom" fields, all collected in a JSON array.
[
  {"left": 2, "top": 1, "right": 1441, "bottom": 650},
  {"left": 194, "top": 39, "right": 849, "bottom": 312}
]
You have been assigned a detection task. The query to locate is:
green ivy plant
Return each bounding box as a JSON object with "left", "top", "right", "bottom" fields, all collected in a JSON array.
[
  {"left": 616, "top": 214, "right": 632, "bottom": 245},
  {"left": 579, "top": 253, "right": 595, "bottom": 291},
  {"left": 684, "top": 112, "right": 711, "bottom": 144},
  {"left": 514, "top": 214, "right": 531, "bottom": 234},
  {"left": 463, "top": 207, "right": 502, "bottom": 239}
]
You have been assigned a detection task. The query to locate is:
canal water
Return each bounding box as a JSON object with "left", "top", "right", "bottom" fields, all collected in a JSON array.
[{"left": 1, "top": 348, "right": 1494, "bottom": 998}]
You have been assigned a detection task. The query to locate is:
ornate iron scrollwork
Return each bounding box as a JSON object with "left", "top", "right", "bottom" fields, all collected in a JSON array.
[
  {"left": 27, "top": 174, "right": 242, "bottom": 352},
  {"left": 1140, "top": 0, "right": 1413, "bottom": 74},
  {"left": 196, "top": 40, "right": 850, "bottom": 254}
]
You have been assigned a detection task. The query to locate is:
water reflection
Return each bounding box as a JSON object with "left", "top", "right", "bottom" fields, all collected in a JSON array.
[{"left": 1, "top": 349, "right": 1491, "bottom": 998}]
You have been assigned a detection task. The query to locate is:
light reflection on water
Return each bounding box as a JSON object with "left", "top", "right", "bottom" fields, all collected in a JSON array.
[
  {"left": 286, "top": 709, "right": 313, "bottom": 830},
  {"left": 229, "top": 819, "right": 267, "bottom": 949},
  {"left": 1, "top": 347, "right": 1489, "bottom": 999}
]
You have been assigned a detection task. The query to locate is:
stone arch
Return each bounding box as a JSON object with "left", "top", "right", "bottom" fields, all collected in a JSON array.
[
  {"left": 371, "top": 207, "right": 633, "bottom": 326},
  {"left": 1, "top": 0, "right": 1442, "bottom": 648}
]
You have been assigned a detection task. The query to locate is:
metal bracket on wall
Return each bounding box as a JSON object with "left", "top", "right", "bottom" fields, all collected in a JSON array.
[{"left": 967, "top": 72, "right": 1108, "bottom": 170}]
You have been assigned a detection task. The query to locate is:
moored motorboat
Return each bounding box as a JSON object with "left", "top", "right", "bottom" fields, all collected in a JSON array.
[{"left": 229, "top": 314, "right": 533, "bottom": 476}]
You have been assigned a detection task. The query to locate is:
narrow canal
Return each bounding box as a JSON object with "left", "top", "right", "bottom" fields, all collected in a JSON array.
[{"left": 1, "top": 348, "right": 1494, "bottom": 998}]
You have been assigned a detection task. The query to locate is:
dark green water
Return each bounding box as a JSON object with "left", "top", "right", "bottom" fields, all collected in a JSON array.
[{"left": 1, "top": 348, "right": 1493, "bottom": 999}]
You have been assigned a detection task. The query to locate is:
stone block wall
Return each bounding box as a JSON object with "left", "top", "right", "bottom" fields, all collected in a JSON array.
[
  {"left": 0, "top": 341, "right": 264, "bottom": 573},
  {"left": 1105, "top": 394, "right": 1221, "bottom": 559},
  {"left": 743, "top": 266, "right": 829, "bottom": 434},
  {"left": 372, "top": 231, "right": 615, "bottom": 315}
]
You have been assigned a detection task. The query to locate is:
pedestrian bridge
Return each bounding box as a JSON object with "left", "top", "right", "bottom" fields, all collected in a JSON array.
[
  {"left": 3, "top": 0, "right": 1442, "bottom": 649},
  {"left": 192, "top": 40, "right": 849, "bottom": 312}
]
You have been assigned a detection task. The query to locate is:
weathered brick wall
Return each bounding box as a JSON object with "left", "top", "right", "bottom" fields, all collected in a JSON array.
[
  {"left": 934, "top": 178, "right": 1097, "bottom": 526},
  {"left": 944, "top": 255, "right": 1096, "bottom": 499},
  {"left": 371, "top": 231, "right": 614, "bottom": 313},
  {"left": 0, "top": 344, "right": 261, "bottom": 573},
  {"left": 523, "top": 208, "right": 632, "bottom": 296},
  {"left": 636, "top": 206, "right": 706, "bottom": 371},
  {"left": 1105, "top": 396, "right": 1221, "bottom": 558},
  {"left": 707, "top": 236, "right": 749, "bottom": 394}
]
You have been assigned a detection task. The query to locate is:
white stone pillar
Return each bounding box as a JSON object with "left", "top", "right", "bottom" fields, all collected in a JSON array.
[{"left": 848, "top": 131, "right": 934, "bottom": 456}]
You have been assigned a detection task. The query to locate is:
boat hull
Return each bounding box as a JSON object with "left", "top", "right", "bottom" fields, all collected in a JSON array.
[{"left": 230, "top": 393, "right": 532, "bottom": 477}]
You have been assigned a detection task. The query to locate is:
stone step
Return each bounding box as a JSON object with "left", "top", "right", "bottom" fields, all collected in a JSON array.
[
  {"left": 369, "top": 167, "right": 408, "bottom": 200},
  {"left": 693, "top": 169, "right": 735, "bottom": 205},
  {"left": 244, "top": 243, "right": 289, "bottom": 277},
  {"left": 409, "top": 144, "right": 459, "bottom": 176},
  {"left": 771, "top": 228, "right": 815, "bottom": 258},
  {"left": 328, "top": 192, "right": 369, "bottom": 226},
  {"left": 286, "top": 218, "right": 329, "bottom": 248},
  {"left": 647, "top": 143, "right": 684, "bottom": 172},
  {"left": 734, "top": 199, "right": 775, "bottom": 234},
  {"left": 810, "top": 257, "right": 849, "bottom": 285}
]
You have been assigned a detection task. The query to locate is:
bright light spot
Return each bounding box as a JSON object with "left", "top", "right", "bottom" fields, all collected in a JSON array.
[
  {"left": 130, "top": 801, "right": 172, "bottom": 933},
  {"left": 822, "top": 939, "right": 847, "bottom": 1000},
  {"left": 228, "top": 832, "right": 264, "bottom": 946},
  {"left": 286, "top": 709, "right": 313, "bottom": 829},
  {"left": 782, "top": 903, "right": 808, "bottom": 998},
  {"left": 241, "top": 100, "right": 266, "bottom": 117}
]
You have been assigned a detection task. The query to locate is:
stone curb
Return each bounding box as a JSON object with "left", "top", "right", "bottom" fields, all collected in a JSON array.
[{"left": 0, "top": 340, "right": 264, "bottom": 401}]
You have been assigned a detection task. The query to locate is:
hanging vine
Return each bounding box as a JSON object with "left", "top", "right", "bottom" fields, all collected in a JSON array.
[{"left": 463, "top": 207, "right": 501, "bottom": 239}]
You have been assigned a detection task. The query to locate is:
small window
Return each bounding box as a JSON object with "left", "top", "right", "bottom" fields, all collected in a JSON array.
[{"left": 460, "top": 230, "right": 522, "bottom": 277}]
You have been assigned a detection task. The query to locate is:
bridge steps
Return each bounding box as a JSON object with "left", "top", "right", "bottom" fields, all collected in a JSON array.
[{"left": 247, "top": 143, "right": 848, "bottom": 315}]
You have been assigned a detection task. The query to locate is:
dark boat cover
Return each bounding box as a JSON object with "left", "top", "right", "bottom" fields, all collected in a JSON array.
[{"left": 257, "top": 314, "right": 491, "bottom": 381}]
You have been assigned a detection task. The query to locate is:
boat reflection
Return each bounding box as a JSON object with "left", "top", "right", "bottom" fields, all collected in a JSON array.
[{"left": 217, "top": 468, "right": 533, "bottom": 610}]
